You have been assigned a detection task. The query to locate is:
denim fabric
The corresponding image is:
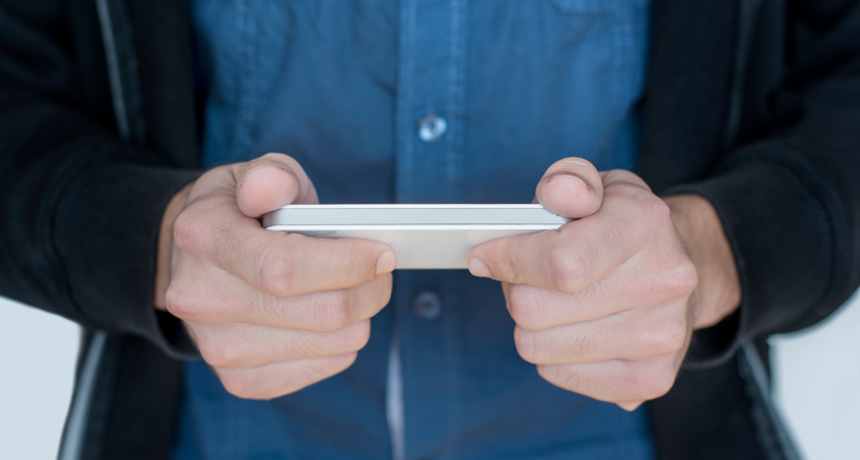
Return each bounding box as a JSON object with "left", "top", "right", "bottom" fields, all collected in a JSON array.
[{"left": 177, "top": 1, "right": 654, "bottom": 458}]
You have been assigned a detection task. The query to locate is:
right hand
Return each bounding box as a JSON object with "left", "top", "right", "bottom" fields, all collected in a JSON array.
[{"left": 156, "top": 153, "right": 397, "bottom": 399}]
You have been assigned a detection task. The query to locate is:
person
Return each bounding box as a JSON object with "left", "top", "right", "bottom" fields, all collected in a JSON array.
[{"left": 1, "top": 0, "right": 859, "bottom": 459}]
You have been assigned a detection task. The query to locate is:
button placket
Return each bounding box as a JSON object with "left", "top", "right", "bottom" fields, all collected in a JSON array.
[
  {"left": 394, "top": 0, "right": 466, "bottom": 204},
  {"left": 416, "top": 114, "right": 448, "bottom": 143},
  {"left": 412, "top": 290, "right": 443, "bottom": 320}
]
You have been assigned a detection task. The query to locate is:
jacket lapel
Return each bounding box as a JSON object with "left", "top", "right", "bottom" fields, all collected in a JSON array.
[
  {"left": 125, "top": 0, "right": 199, "bottom": 168},
  {"left": 639, "top": 0, "right": 740, "bottom": 192}
]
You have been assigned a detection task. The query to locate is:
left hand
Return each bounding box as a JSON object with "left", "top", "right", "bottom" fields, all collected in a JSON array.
[{"left": 468, "top": 158, "right": 739, "bottom": 410}]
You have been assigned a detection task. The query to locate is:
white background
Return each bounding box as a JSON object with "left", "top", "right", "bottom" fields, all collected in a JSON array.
[{"left": 1, "top": 293, "right": 859, "bottom": 459}]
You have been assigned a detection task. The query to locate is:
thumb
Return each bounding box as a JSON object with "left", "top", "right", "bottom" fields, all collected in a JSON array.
[
  {"left": 235, "top": 153, "right": 319, "bottom": 218},
  {"left": 535, "top": 158, "right": 603, "bottom": 219}
]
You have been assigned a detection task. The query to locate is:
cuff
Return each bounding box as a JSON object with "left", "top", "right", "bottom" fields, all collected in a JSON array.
[
  {"left": 662, "top": 145, "right": 836, "bottom": 367},
  {"left": 51, "top": 143, "right": 201, "bottom": 359}
]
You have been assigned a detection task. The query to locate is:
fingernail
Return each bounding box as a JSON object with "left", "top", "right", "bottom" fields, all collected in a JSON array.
[
  {"left": 376, "top": 251, "right": 397, "bottom": 275},
  {"left": 550, "top": 174, "right": 588, "bottom": 192},
  {"left": 468, "top": 258, "right": 490, "bottom": 278}
]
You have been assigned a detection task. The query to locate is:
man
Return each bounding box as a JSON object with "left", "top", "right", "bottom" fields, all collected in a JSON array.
[{"left": 1, "top": 0, "right": 859, "bottom": 459}]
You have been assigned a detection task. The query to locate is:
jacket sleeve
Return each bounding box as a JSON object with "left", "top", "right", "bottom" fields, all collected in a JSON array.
[
  {"left": 670, "top": 1, "right": 860, "bottom": 365},
  {"left": 0, "top": 2, "right": 200, "bottom": 357}
]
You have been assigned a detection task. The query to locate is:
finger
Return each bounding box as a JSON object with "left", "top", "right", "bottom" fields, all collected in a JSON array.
[
  {"left": 599, "top": 168, "right": 653, "bottom": 192},
  {"left": 214, "top": 353, "right": 357, "bottom": 400},
  {"left": 502, "top": 249, "right": 695, "bottom": 330},
  {"left": 258, "top": 274, "right": 392, "bottom": 332},
  {"left": 536, "top": 355, "right": 678, "bottom": 405},
  {"left": 191, "top": 319, "right": 371, "bottom": 369},
  {"left": 513, "top": 299, "right": 689, "bottom": 365},
  {"left": 235, "top": 153, "right": 319, "bottom": 217},
  {"left": 167, "top": 261, "right": 392, "bottom": 332},
  {"left": 535, "top": 158, "right": 603, "bottom": 218},
  {"left": 617, "top": 402, "right": 644, "bottom": 412},
  {"left": 173, "top": 197, "right": 396, "bottom": 296},
  {"left": 503, "top": 282, "right": 635, "bottom": 331},
  {"left": 470, "top": 173, "right": 663, "bottom": 292}
]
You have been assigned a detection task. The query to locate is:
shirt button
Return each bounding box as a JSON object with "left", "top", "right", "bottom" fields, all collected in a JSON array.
[
  {"left": 412, "top": 290, "right": 442, "bottom": 320},
  {"left": 416, "top": 114, "right": 447, "bottom": 143}
]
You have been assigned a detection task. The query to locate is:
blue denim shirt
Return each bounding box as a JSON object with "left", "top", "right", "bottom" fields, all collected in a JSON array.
[{"left": 177, "top": 1, "right": 653, "bottom": 458}]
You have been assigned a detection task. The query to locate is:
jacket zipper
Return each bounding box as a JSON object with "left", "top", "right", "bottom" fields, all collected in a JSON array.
[
  {"left": 740, "top": 342, "right": 802, "bottom": 460},
  {"left": 386, "top": 319, "right": 406, "bottom": 460},
  {"left": 723, "top": 2, "right": 801, "bottom": 458},
  {"left": 57, "top": 1, "right": 145, "bottom": 459},
  {"left": 57, "top": 332, "right": 107, "bottom": 460}
]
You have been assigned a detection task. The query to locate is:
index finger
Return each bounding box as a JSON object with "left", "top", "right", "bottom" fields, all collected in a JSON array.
[
  {"left": 173, "top": 196, "right": 397, "bottom": 296},
  {"left": 468, "top": 171, "right": 656, "bottom": 293}
]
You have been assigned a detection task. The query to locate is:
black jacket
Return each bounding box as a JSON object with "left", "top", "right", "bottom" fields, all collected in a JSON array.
[{"left": 2, "top": 0, "right": 859, "bottom": 459}]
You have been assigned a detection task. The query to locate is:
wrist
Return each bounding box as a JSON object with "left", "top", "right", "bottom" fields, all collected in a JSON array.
[
  {"left": 154, "top": 183, "right": 194, "bottom": 310},
  {"left": 664, "top": 194, "right": 741, "bottom": 329}
]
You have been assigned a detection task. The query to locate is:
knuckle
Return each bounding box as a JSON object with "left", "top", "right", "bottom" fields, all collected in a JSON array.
[
  {"left": 199, "top": 337, "right": 244, "bottom": 368},
  {"left": 376, "top": 274, "right": 394, "bottom": 309},
  {"left": 312, "top": 292, "right": 353, "bottom": 333},
  {"left": 492, "top": 258, "right": 519, "bottom": 286},
  {"left": 256, "top": 290, "right": 288, "bottom": 323},
  {"left": 340, "top": 246, "right": 377, "bottom": 287},
  {"left": 649, "top": 371, "right": 677, "bottom": 400},
  {"left": 219, "top": 371, "right": 266, "bottom": 400},
  {"left": 537, "top": 364, "right": 580, "bottom": 392},
  {"left": 341, "top": 320, "right": 371, "bottom": 353},
  {"left": 673, "top": 260, "right": 699, "bottom": 295},
  {"left": 663, "top": 323, "right": 689, "bottom": 355},
  {"left": 655, "top": 264, "right": 694, "bottom": 299},
  {"left": 666, "top": 303, "right": 692, "bottom": 348},
  {"left": 507, "top": 285, "right": 547, "bottom": 330},
  {"left": 630, "top": 193, "right": 670, "bottom": 231},
  {"left": 548, "top": 243, "right": 589, "bottom": 294},
  {"left": 647, "top": 196, "right": 672, "bottom": 223},
  {"left": 638, "top": 304, "right": 689, "bottom": 358},
  {"left": 536, "top": 364, "right": 557, "bottom": 383},
  {"left": 628, "top": 363, "right": 676, "bottom": 400},
  {"left": 172, "top": 209, "right": 205, "bottom": 252},
  {"left": 560, "top": 330, "right": 598, "bottom": 361},
  {"left": 163, "top": 284, "right": 187, "bottom": 317},
  {"left": 612, "top": 185, "right": 667, "bottom": 230},
  {"left": 286, "top": 332, "right": 320, "bottom": 359},
  {"left": 644, "top": 321, "right": 688, "bottom": 357},
  {"left": 334, "top": 352, "right": 359, "bottom": 373},
  {"left": 258, "top": 247, "right": 296, "bottom": 297},
  {"left": 513, "top": 327, "right": 540, "bottom": 364},
  {"left": 164, "top": 283, "right": 204, "bottom": 321},
  {"left": 641, "top": 257, "right": 698, "bottom": 301}
]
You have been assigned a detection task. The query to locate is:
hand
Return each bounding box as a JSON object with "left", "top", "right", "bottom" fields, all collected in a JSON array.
[
  {"left": 153, "top": 153, "right": 397, "bottom": 399},
  {"left": 468, "top": 158, "right": 740, "bottom": 410}
]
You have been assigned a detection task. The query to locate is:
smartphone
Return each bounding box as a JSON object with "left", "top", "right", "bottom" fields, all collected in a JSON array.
[{"left": 263, "top": 204, "right": 569, "bottom": 269}]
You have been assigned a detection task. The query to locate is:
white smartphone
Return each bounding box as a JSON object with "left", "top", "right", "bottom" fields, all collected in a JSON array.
[{"left": 263, "top": 204, "right": 569, "bottom": 269}]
